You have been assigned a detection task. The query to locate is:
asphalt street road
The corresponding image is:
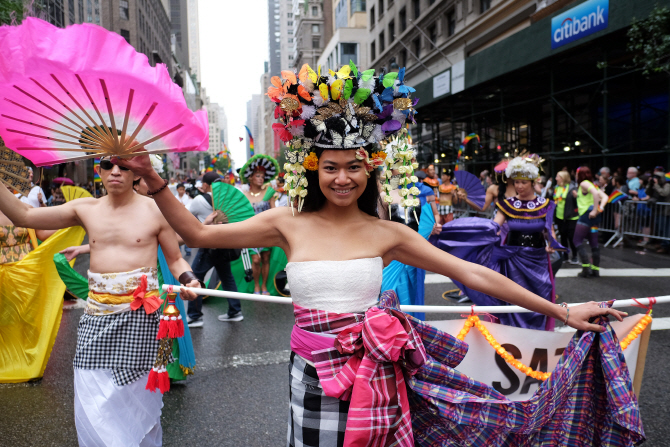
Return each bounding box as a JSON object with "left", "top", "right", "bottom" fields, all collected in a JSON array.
[{"left": 1, "top": 246, "right": 669, "bottom": 446}]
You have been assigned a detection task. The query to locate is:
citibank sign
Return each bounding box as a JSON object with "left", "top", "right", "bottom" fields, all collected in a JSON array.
[{"left": 551, "top": 0, "right": 609, "bottom": 49}]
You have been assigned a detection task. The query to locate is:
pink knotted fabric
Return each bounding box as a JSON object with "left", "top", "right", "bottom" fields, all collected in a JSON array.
[{"left": 296, "top": 304, "right": 427, "bottom": 447}]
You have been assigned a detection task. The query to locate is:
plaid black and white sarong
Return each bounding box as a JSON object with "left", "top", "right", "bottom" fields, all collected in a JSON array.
[
  {"left": 287, "top": 352, "right": 349, "bottom": 447},
  {"left": 73, "top": 309, "right": 160, "bottom": 386},
  {"left": 437, "top": 204, "right": 453, "bottom": 215}
]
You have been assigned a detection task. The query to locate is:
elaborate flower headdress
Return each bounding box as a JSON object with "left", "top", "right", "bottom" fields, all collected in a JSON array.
[
  {"left": 268, "top": 62, "right": 418, "bottom": 212},
  {"left": 505, "top": 153, "right": 543, "bottom": 181},
  {"left": 240, "top": 154, "right": 279, "bottom": 184}
]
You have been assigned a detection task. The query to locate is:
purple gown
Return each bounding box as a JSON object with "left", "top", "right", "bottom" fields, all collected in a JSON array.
[{"left": 431, "top": 196, "right": 563, "bottom": 330}]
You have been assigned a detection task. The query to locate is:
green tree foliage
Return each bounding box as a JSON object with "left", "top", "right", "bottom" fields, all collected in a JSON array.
[
  {"left": 628, "top": 4, "right": 670, "bottom": 75},
  {"left": 213, "top": 155, "right": 230, "bottom": 172},
  {"left": 0, "top": 0, "right": 24, "bottom": 25}
]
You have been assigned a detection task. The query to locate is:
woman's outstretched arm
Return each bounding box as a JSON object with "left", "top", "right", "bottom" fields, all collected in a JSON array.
[
  {"left": 112, "top": 154, "right": 288, "bottom": 251},
  {"left": 386, "top": 223, "right": 626, "bottom": 332}
]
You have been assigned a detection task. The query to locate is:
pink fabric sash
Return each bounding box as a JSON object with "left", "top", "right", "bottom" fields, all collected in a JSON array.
[{"left": 290, "top": 325, "right": 336, "bottom": 363}]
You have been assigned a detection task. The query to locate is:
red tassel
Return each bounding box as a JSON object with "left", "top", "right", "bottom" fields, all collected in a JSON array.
[
  {"left": 175, "top": 316, "right": 184, "bottom": 337},
  {"left": 158, "top": 369, "right": 170, "bottom": 393},
  {"left": 156, "top": 316, "right": 169, "bottom": 340},
  {"left": 167, "top": 317, "right": 185, "bottom": 338},
  {"left": 146, "top": 368, "right": 159, "bottom": 392}
]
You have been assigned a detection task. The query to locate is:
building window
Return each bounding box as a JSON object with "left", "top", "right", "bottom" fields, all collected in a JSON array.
[
  {"left": 370, "top": 6, "right": 375, "bottom": 29},
  {"left": 288, "top": 21, "right": 293, "bottom": 26},
  {"left": 413, "top": 37, "right": 421, "bottom": 58},
  {"left": 312, "top": 38, "right": 320, "bottom": 49},
  {"left": 388, "top": 20, "right": 395, "bottom": 42},
  {"left": 340, "top": 42, "right": 358, "bottom": 65},
  {"left": 371, "top": 41, "right": 376, "bottom": 61},
  {"left": 288, "top": 38, "right": 293, "bottom": 43},
  {"left": 412, "top": 0, "right": 420, "bottom": 19},
  {"left": 378, "top": 0, "right": 384, "bottom": 18},
  {"left": 400, "top": 48, "right": 407, "bottom": 67},
  {"left": 350, "top": 0, "right": 366, "bottom": 13},
  {"left": 446, "top": 10, "right": 455, "bottom": 36},
  {"left": 481, "top": 0, "right": 491, "bottom": 13},
  {"left": 288, "top": 12, "right": 292, "bottom": 18},
  {"left": 312, "top": 6, "right": 318, "bottom": 16},
  {"left": 119, "top": 0, "right": 129, "bottom": 20},
  {"left": 428, "top": 23, "right": 436, "bottom": 48},
  {"left": 312, "top": 24, "right": 320, "bottom": 33},
  {"left": 399, "top": 7, "right": 406, "bottom": 32},
  {"left": 379, "top": 30, "right": 385, "bottom": 52},
  {"left": 120, "top": 29, "right": 130, "bottom": 43}
]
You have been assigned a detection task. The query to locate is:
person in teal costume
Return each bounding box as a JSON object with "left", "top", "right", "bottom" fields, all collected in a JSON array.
[{"left": 380, "top": 202, "right": 435, "bottom": 320}]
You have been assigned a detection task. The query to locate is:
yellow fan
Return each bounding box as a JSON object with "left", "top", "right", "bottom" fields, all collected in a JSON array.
[{"left": 61, "top": 185, "right": 92, "bottom": 202}]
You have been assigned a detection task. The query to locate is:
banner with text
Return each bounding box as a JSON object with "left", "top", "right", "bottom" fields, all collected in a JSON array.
[{"left": 429, "top": 314, "right": 645, "bottom": 401}]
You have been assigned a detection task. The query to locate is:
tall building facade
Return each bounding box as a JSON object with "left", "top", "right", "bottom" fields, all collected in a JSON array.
[
  {"left": 317, "top": 0, "right": 369, "bottom": 70},
  {"left": 186, "top": 0, "right": 201, "bottom": 81},
  {"left": 206, "top": 101, "right": 224, "bottom": 157},
  {"left": 365, "top": 0, "right": 668, "bottom": 171},
  {"left": 292, "top": 0, "right": 325, "bottom": 69},
  {"left": 246, "top": 94, "right": 262, "bottom": 159},
  {"left": 279, "top": 0, "right": 295, "bottom": 69}
]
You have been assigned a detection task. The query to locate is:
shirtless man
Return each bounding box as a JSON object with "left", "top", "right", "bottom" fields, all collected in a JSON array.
[{"left": 0, "top": 156, "right": 198, "bottom": 447}]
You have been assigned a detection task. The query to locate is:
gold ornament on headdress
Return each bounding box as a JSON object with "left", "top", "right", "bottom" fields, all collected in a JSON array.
[{"left": 280, "top": 96, "right": 301, "bottom": 113}]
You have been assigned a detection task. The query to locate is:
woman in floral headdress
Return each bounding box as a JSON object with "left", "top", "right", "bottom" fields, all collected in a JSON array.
[{"left": 116, "top": 65, "right": 642, "bottom": 447}]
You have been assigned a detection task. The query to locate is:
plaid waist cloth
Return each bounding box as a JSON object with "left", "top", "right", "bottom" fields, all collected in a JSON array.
[
  {"left": 73, "top": 309, "right": 162, "bottom": 386},
  {"left": 294, "top": 291, "right": 645, "bottom": 447}
]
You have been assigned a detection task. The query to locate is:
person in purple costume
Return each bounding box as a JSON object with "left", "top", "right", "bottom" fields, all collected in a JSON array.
[{"left": 432, "top": 155, "right": 563, "bottom": 330}]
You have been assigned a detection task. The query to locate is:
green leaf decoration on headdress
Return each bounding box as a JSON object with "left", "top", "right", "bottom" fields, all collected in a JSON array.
[
  {"left": 361, "top": 69, "right": 375, "bottom": 81},
  {"left": 349, "top": 60, "right": 358, "bottom": 78},
  {"left": 383, "top": 72, "right": 398, "bottom": 88},
  {"left": 353, "top": 88, "right": 371, "bottom": 104},
  {"left": 343, "top": 79, "right": 353, "bottom": 100}
]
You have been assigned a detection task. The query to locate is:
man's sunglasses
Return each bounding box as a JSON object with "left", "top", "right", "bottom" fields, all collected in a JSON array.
[{"left": 99, "top": 159, "right": 129, "bottom": 171}]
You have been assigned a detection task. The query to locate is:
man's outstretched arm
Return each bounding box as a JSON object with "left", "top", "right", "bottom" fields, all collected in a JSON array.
[{"left": 0, "top": 182, "right": 83, "bottom": 230}]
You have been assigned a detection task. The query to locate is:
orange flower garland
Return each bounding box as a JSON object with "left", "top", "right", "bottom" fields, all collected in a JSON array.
[{"left": 457, "top": 311, "right": 652, "bottom": 382}]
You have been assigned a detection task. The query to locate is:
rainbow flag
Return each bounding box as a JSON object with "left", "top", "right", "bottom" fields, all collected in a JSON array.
[
  {"left": 93, "top": 158, "right": 101, "bottom": 183},
  {"left": 665, "top": 172, "right": 670, "bottom": 181},
  {"left": 608, "top": 190, "right": 626, "bottom": 204},
  {"left": 244, "top": 125, "right": 254, "bottom": 156},
  {"left": 457, "top": 133, "right": 479, "bottom": 165}
]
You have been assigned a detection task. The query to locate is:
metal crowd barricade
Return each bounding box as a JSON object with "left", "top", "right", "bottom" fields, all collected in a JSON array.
[
  {"left": 602, "top": 201, "right": 624, "bottom": 248},
  {"left": 452, "top": 202, "right": 494, "bottom": 220},
  {"left": 618, "top": 201, "right": 670, "bottom": 245}
]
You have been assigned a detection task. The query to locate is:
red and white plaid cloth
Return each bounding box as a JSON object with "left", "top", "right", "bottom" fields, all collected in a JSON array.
[{"left": 293, "top": 303, "right": 427, "bottom": 447}]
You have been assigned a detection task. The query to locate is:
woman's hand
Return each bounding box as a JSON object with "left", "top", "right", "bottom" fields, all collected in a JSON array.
[
  {"left": 545, "top": 246, "right": 555, "bottom": 254},
  {"left": 565, "top": 302, "right": 627, "bottom": 332},
  {"left": 432, "top": 222, "right": 442, "bottom": 235},
  {"left": 179, "top": 279, "right": 201, "bottom": 301},
  {"left": 589, "top": 209, "right": 598, "bottom": 218}
]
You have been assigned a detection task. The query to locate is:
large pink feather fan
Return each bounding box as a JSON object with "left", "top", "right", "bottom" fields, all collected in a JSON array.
[{"left": 0, "top": 18, "right": 209, "bottom": 166}]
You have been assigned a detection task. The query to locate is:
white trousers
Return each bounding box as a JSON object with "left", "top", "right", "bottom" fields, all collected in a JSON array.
[{"left": 74, "top": 369, "right": 163, "bottom": 447}]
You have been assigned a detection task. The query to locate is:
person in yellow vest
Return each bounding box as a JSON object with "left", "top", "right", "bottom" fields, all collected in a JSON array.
[
  {"left": 573, "top": 166, "right": 609, "bottom": 278},
  {"left": 553, "top": 170, "right": 579, "bottom": 264}
]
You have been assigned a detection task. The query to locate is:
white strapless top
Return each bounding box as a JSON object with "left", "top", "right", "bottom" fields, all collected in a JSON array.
[{"left": 286, "top": 257, "right": 383, "bottom": 313}]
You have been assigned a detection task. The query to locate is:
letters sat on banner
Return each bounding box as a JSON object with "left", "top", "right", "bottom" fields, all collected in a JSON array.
[{"left": 551, "top": 0, "right": 609, "bottom": 50}]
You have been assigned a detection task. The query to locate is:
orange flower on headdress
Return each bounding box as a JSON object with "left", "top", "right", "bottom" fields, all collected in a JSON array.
[{"left": 303, "top": 152, "right": 319, "bottom": 171}]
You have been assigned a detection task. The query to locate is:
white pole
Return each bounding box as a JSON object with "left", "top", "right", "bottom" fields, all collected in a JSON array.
[{"left": 163, "top": 285, "right": 669, "bottom": 314}]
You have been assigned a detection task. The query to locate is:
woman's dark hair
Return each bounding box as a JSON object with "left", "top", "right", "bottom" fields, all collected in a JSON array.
[
  {"left": 576, "top": 166, "right": 593, "bottom": 184},
  {"left": 494, "top": 174, "right": 508, "bottom": 203},
  {"left": 300, "top": 146, "right": 379, "bottom": 218}
]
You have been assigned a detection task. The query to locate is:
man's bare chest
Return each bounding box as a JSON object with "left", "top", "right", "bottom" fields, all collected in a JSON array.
[{"left": 80, "top": 208, "right": 160, "bottom": 246}]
